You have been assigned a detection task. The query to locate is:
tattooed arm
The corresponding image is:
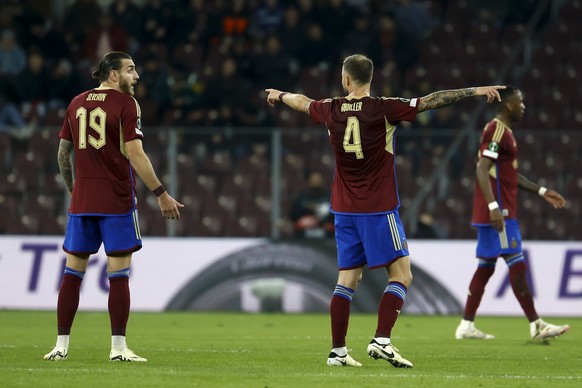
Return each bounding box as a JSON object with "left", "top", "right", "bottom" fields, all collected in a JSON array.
[
  {"left": 57, "top": 139, "right": 74, "bottom": 195},
  {"left": 417, "top": 85, "right": 505, "bottom": 113}
]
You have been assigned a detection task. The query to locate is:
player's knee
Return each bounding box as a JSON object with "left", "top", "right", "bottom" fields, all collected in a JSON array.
[{"left": 402, "top": 272, "right": 413, "bottom": 287}]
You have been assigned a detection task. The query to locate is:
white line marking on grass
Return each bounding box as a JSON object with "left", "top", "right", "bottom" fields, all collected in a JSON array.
[
  {"left": 301, "top": 373, "right": 582, "bottom": 380},
  {"left": 438, "top": 374, "right": 582, "bottom": 380},
  {"left": 148, "top": 348, "right": 249, "bottom": 353}
]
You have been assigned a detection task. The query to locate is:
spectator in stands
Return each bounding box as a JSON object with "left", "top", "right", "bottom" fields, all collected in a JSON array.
[
  {"left": 108, "top": 0, "right": 143, "bottom": 54},
  {"left": 413, "top": 212, "right": 446, "bottom": 239},
  {"left": 277, "top": 6, "right": 303, "bottom": 60},
  {"left": 207, "top": 57, "right": 249, "bottom": 112},
  {"left": 392, "top": 0, "right": 436, "bottom": 45},
  {"left": 177, "top": 0, "right": 222, "bottom": 51},
  {"left": 290, "top": 170, "right": 333, "bottom": 239},
  {"left": 15, "top": 50, "right": 49, "bottom": 122},
  {"left": 83, "top": 12, "right": 129, "bottom": 62},
  {"left": 230, "top": 37, "right": 256, "bottom": 80},
  {"left": 429, "top": 106, "right": 464, "bottom": 178},
  {"left": 221, "top": 0, "right": 251, "bottom": 37},
  {"left": 46, "top": 59, "right": 80, "bottom": 110},
  {"left": 342, "top": 13, "right": 375, "bottom": 62},
  {"left": 62, "top": 0, "right": 102, "bottom": 48},
  {"left": 296, "top": 0, "right": 317, "bottom": 23},
  {"left": 141, "top": 0, "right": 178, "bottom": 46},
  {"left": 0, "top": 29, "right": 26, "bottom": 75},
  {"left": 6, "top": 0, "right": 44, "bottom": 49},
  {"left": 254, "top": 35, "right": 293, "bottom": 91},
  {"left": 368, "top": 14, "right": 397, "bottom": 69},
  {"left": 167, "top": 65, "right": 208, "bottom": 126},
  {"left": 139, "top": 54, "right": 172, "bottom": 117},
  {"left": 320, "top": 0, "right": 354, "bottom": 41},
  {"left": 252, "top": 0, "right": 286, "bottom": 39},
  {"left": 0, "top": 93, "right": 35, "bottom": 140},
  {"left": 26, "top": 17, "right": 70, "bottom": 63},
  {"left": 294, "top": 22, "right": 332, "bottom": 67}
]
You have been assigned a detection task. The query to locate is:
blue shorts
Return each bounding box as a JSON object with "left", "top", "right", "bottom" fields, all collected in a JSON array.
[
  {"left": 334, "top": 211, "right": 409, "bottom": 270},
  {"left": 63, "top": 210, "right": 142, "bottom": 256},
  {"left": 475, "top": 218, "right": 522, "bottom": 259}
]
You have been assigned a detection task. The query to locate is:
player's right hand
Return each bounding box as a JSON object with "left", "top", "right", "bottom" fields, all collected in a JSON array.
[
  {"left": 265, "top": 88, "right": 282, "bottom": 107},
  {"left": 489, "top": 208, "right": 504, "bottom": 231}
]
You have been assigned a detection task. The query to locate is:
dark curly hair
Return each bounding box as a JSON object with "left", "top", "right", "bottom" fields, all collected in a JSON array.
[{"left": 495, "top": 85, "right": 520, "bottom": 111}]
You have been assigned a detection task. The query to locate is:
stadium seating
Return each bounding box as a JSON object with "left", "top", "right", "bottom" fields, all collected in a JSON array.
[{"left": 1, "top": 0, "right": 579, "bottom": 240}]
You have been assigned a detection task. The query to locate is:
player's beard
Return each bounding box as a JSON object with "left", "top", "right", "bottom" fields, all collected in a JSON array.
[{"left": 119, "top": 78, "right": 134, "bottom": 96}]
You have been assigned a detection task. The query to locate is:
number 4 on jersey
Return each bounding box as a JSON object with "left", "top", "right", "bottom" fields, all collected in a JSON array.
[{"left": 343, "top": 116, "right": 364, "bottom": 159}]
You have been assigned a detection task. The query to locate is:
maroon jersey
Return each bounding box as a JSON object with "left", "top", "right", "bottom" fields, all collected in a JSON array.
[
  {"left": 472, "top": 118, "right": 519, "bottom": 225},
  {"left": 59, "top": 88, "right": 144, "bottom": 215},
  {"left": 309, "top": 96, "right": 419, "bottom": 214}
]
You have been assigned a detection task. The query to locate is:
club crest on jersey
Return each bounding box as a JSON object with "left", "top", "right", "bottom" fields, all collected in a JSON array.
[{"left": 488, "top": 141, "right": 499, "bottom": 152}]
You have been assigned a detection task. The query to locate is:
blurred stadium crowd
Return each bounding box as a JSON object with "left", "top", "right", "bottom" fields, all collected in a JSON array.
[{"left": 0, "top": 0, "right": 580, "bottom": 239}]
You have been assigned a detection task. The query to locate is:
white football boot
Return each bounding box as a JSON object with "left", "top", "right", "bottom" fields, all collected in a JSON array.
[
  {"left": 43, "top": 346, "right": 68, "bottom": 361},
  {"left": 109, "top": 348, "right": 148, "bottom": 362},
  {"left": 327, "top": 348, "right": 362, "bottom": 367},
  {"left": 455, "top": 320, "right": 495, "bottom": 339},
  {"left": 530, "top": 318, "right": 570, "bottom": 340},
  {"left": 367, "top": 339, "right": 413, "bottom": 368}
]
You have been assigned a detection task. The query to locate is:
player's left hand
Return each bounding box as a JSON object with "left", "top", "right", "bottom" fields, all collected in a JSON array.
[
  {"left": 265, "top": 88, "right": 283, "bottom": 107},
  {"left": 158, "top": 193, "right": 184, "bottom": 220},
  {"left": 543, "top": 190, "right": 566, "bottom": 209},
  {"left": 474, "top": 85, "right": 506, "bottom": 103}
]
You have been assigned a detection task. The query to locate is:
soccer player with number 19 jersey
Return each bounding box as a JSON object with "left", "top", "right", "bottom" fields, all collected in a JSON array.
[
  {"left": 455, "top": 86, "right": 570, "bottom": 341},
  {"left": 44, "top": 52, "right": 183, "bottom": 363},
  {"left": 266, "top": 54, "right": 504, "bottom": 368}
]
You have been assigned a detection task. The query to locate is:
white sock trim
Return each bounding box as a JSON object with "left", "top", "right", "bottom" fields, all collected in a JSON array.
[
  {"left": 331, "top": 347, "right": 347, "bottom": 356},
  {"left": 111, "top": 335, "right": 127, "bottom": 351},
  {"left": 373, "top": 337, "right": 390, "bottom": 345},
  {"left": 56, "top": 335, "right": 69, "bottom": 349}
]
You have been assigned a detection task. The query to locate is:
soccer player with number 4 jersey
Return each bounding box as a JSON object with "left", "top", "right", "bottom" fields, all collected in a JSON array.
[
  {"left": 455, "top": 85, "right": 569, "bottom": 341},
  {"left": 44, "top": 51, "right": 183, "bottom": 362},
  {"left": 266, "top": 54, "right": 504, "bottom": 368}
]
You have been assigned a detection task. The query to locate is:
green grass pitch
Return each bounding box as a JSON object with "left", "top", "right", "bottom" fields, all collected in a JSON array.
[{"left": 0, "top": 311, "right": 580, "bottom": 387}]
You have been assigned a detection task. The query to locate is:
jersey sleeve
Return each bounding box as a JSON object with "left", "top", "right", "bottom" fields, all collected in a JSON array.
[
  {"left": 479, "top": 121, "right": 504, "bottom": 161},
  {"left": 121, "top": 96, "right": 145, "bottom": 142},
  {"left": 308, "top": 98, "right": 333, "bottom": 124},
  {"left": 382, "top": 97, "right": 420, "bottom": 124},
  {"left": 59, "top": 108, "right": 73, "bottom": 141}
]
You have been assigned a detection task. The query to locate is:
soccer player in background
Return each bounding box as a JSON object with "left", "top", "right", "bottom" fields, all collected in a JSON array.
[
  {"left": 455, "top": 85, "right": 570, "bottom": 341},
  {"left": 44, "top": 51, "right": 183, "bottom": 362},
  {"left": 266, "top": 54, "right": 504, "bottom": 368}
]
